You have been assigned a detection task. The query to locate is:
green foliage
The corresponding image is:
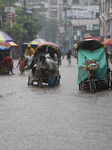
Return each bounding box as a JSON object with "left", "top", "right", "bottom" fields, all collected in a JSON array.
[
  {"left": 0, "top": 3, "right": 6, "bottom": 24},
  {"left": 0, "top": 0, "right": 19, "bottom": 6},
  {"left": 0, "top": 0, "right": 59, "bottom": 44},
  {"left": 15, "top": 7, "right": 43, "bottom": 42},
  {"left": 0, "top": 0, "right": 19, "bottom": 26},
  {"left": 35, "top": 13, "right": 48, "bottom": 27},
  {"left": 0, "top": 6, "right": 43, "bottom": 44},
  {"left": 2, "top": 22, "right": 27, "bottom": 44}
]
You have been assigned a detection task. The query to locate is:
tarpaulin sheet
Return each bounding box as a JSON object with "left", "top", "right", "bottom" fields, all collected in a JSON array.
[
  {"left": 77, "top": 47, "right": 107, "bottom": 84},
  {"left": 0, "top": 46, "right": 9, "bottom": 51}
]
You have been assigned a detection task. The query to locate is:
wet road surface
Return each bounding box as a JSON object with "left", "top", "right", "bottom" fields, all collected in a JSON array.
[{"left": 0, "top": 57, "right": 112, "bottom": 150}]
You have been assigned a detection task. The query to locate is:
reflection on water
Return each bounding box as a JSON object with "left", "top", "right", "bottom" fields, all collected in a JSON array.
[
  {"left": 0, "top": 58, "right": 112, "bottom": 150},
  {"left": 76, "top": 89, "right": 109, "bottom": 98}
]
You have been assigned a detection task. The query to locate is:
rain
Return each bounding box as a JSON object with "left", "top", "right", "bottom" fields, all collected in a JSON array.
[{"left": 0, "top": 0, "right": 112, "bottom": 150}]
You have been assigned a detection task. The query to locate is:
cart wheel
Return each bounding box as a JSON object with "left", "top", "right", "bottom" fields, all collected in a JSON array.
[
  {"left": 89, "top": 79, "right": 92, "bottom": 92},
  {"left": 28, "top": 77, "right": 30, "bottom": 86},
  {"left": 107, "top": 79, "right": 109, "bottom": 88},
  {"left": 58, "top": 78, "right": 60, "bottom": 85},
  {"left": 91, "top": 78, "right": 96, "bottom": 93},
  {"left": 79, "top": 82, "right": 82, "bottom": 90},
  {"left": 111, "top": 81, "right": 112, "bottom": 90},
  {"left": 38, "top": 77, "right": 42, "bottom": 88},
  {"left": 55, "top": 77, "right": 60, "bottom": 86},
  {"left": 96, "top": 81, "right": 99, "bottom": 91}
]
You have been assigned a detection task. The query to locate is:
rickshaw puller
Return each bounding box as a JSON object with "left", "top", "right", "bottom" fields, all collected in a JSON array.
[{"left": 41, "top": 56, "right": 58, "bottom": 87}]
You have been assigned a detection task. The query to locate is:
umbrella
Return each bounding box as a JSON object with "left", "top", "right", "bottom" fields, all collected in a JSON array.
[
  {"left": 0, "top": 42, "right": 17, "bottom": 47},
  {"left": 28, "top": 40, "right": 41, "bottom": 45},
  {"left": 29, "top": 38, "right": 46, "bottom": 44},
  {"left": 104, "top": 39, "right": 112, "bottom": 45},
  {"left": 33, "top": 38, "right": 46, "bottom": 43},
  {"left": 0, "top": 46, "right": 10, "bottom": 51},
  {"left": 0, "top": 31, "right": 13, "bottom": 42}
]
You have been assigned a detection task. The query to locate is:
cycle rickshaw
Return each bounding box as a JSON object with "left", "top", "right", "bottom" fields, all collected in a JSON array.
[
  {"left": 75, "top": 37, "right": 111, "bottom": 92},
  {"left": 27, "top": 42, "right": 61, "bottom": 87}
]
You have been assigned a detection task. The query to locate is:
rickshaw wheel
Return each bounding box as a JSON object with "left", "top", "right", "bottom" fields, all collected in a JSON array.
[
  {"left": 111, "top": 81, "right": 112, "bottom": 90},
  {"left": 107, "top": 79, "right": 109, "bottom": 88},
  {"left": 28, "top": 77, "right": 30, "bottom": 86},
  {"left": 91, "top": 78, "right": 96, "bottom": 93},
  {"left": 79, "top": 82, "right": 82, "bottom": 90},
  {"left": 38, "top": 77, "right": 42, "bottom": 88},
  {"left": 55, "top": 77, "right": 60, "bottom": 86}
]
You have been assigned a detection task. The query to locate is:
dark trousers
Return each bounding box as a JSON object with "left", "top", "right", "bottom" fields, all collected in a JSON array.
[
  {"left": 7, "top": 67, "right": 13, "bottom": 75},
  {"left": 48, "top": 77, "right": 57, "bottom": 87}
]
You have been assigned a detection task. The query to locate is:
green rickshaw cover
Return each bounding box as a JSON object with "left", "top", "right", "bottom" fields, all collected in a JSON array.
[{"left": 77, "top": 47, "right": 107, "bottom": 84}]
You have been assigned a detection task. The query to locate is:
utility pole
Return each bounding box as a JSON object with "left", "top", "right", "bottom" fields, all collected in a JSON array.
[
  {"left": 48, "top": 0, "right": 50, "bottom": 19},
  {"left": 24, "top": 0, "right": 26, "bottom": 6},
  {"left": 63, "top": 0, "right": 71, "bottom": 52},
  {"left": 7, "top": 0, "right": 9, "bottom": 6}
]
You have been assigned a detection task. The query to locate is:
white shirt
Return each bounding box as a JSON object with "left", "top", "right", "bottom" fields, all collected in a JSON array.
[
  {"left": 45, "top": 53, "right": 58, "bottom": 63},
  {"left": 25, "top": 55, "right": 34, "bottom": 66}
]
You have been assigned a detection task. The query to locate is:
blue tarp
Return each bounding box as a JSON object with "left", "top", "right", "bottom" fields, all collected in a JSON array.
[
  {"left": 110, "top": 45, "right": 112, "bottom": 52},
  {"left": 0, "top": 46, "right": 9, "bottom": 51}
]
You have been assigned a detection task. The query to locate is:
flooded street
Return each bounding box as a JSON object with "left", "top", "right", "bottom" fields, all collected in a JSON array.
[{"left": 0, "top": 57, "right": 112, "bottom": 150}]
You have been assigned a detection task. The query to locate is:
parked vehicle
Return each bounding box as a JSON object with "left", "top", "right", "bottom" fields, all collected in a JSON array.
[
  {"left": 27, "top": 42, "right": 61, "bottom": 87},
  {"left": 75, "top": 37, "right": 111, "bottom": 92}
]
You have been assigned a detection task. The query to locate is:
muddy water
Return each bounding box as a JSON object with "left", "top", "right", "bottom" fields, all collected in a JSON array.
[{"left": 0, "top": 57, "right": 112, "bottom": 150}]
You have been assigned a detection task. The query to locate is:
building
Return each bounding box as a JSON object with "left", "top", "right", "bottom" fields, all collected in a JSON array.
[
  {"left": 63, "top": 4, "right": 100, "bottom": 50},
  {"left": 15, "top": 0, "right": 64, "bottom": 43},
  {"left": 47, "top": 0, "right": 63, "bottom": 20},
  {"left": 99, "top": 0, "right": 112, "bottom": 40},
  {"left": 15, "top": 0, "right": 100, "bottom": 48},
  {"left": 16, "top": 0, "right": 64, "bottom": 21}
]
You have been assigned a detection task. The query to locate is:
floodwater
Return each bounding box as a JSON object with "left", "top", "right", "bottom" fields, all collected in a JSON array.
[{"left": 0, "top": 57, "right": 112, "bottom": 150}]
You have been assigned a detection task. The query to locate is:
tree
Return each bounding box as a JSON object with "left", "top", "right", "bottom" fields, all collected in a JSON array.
[
  {"left": 2, "top": 22, "right": 27, "bottom": 44},
  {"left": 0, "top": 0, "right": 46, "bottom": 44},
  {"left": 19, "top": 0, "right": 46, "bottom": 7},
  {"left": 0, "top": 3, "right": 6, "bottom": 26},
  {"left": 0, "top": 0, "right": 19, "bottom": 27},
  {"left": 0, "top": 0, "right": 59, "bottom": 44},
  {"left": 0, "top": 0, "right": 19, "bottom": 6},
  {"left": 1, "top": 7, "right": 43, "bottom": 44},
  {"left": 15, "top": 7, "right": 43, "bottom": 42}
]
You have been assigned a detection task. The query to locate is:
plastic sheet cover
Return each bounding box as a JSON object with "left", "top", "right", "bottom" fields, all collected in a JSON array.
[{"left": 77, "top": 47, "right": 107, "bottom": 84}]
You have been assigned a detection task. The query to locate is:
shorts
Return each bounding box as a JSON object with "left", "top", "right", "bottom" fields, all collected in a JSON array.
[
  {"left": 20, "top": 69, "right": 24, "bottom": 74},
  {"left": 7, "top": 67, "right": 13, "bottom": 75}
]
